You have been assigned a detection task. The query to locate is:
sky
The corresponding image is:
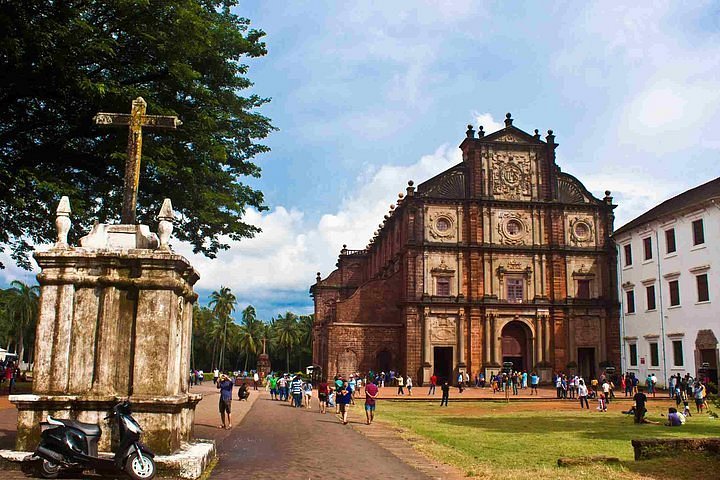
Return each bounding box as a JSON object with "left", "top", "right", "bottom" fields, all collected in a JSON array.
[{"left": 2, "top": 1, "right": 720, "bottom": 321}]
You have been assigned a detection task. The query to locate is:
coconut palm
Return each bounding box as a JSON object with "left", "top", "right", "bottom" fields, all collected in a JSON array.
[
  {"left": 272, "top": 312, "right": 299, "bottom": 372},
  {"left": 237, "top": 305, "right": 263, "bottom": 371},
  {"left": 208, "top": 286, "right": 236, "bottom": 371},
  {"left": 0, "top": 280, "right": 40, "bottom": 363}
]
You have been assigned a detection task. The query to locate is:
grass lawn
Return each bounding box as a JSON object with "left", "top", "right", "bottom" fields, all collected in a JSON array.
[{"left": 378, "top": 399, "right": 720, "bottom": 479}]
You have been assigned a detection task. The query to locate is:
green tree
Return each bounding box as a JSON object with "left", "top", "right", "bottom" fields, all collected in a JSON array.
[
  {"left": 237, "top": 305, "right": 262, "bottom": 371},
  {"left": 208, "top": 286, "right": 236, "bottom": 371},
  {"left": 0, "top": 0, "right": 273, "bottom": 269},
  {"left": 272, "top": 312, "right": 299, "bottom": 373},
  {"left": 0, "top": 280, "right": 40, "bottom": 363}
]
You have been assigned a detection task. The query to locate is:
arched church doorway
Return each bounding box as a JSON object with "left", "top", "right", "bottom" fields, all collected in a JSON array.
[
  {"left": 376, "top": 350, "right": 392, "bottom": 373},
  {"left": 502, "top": 321, "right": 532, "bottom": 372}
]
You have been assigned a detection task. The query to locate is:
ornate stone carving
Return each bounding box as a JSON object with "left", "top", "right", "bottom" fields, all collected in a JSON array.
[
  {"left": 157, "top": 198, "right": 175, "bottom": 251},
  {"left": 431, "top": 259, "right": 455, "bottom": 276},
  {"left": 569, "top": 216, "right": 594, "bottom": 245},
  {"left": 430, "top": 316, "right": 457, "bottom": 344},
  {"left": 54, "top": 196, "right": 72, "bottom": 249},
  {"left": 428, "top": 210, "right": 456, "bottom": 240},
  {"left": 491, "top": 152, "right": 532, "bottom": 199},
  {"left": 497, "top": 211, "right": 530, "bottom": 245}
]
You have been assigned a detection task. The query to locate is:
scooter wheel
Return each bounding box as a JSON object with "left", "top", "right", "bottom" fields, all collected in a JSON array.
[
  {"left": 39, "top": 459, "right": 60, "bottom": 479},
  {"left": 125, "top": 452, "right": 156, "bottom": 480}
]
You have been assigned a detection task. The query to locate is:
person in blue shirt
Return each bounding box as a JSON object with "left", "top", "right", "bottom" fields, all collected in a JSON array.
[
  {"left": 217, "top": 373, "right": 234, "bottom": 429},
  {"left": 530, "top": 372, "right": 539, "bottom": 395}
]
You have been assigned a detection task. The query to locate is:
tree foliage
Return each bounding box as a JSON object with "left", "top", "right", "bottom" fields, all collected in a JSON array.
[
  {"left": 0, "top": 280, "right": 39, "bottom": 363},
  {"left": 0, "top": 0, "right": 273, "bottom": 268},
  {"left": 190, "top": 288, "right": 313, "bottom": 373}
]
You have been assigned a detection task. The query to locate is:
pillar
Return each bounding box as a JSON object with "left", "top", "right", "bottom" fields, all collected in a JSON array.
[{"left": 457, "top": 311, "right": 466, "bottom": 367}]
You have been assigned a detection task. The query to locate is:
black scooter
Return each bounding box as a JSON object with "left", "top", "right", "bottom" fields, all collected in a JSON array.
[{"left": 34, "top": 401, "right": 156, "bottom": 479}]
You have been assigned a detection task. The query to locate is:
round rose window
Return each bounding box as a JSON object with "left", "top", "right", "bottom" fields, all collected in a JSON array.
[
  {"left": 506, "top": 219, "right": 522, "bottom": 236},
  {"left": 574, "top": 222, "right": 590, "bottom": 238},
  {"left": 436, "top": 218, "right": 451, "bottom": 232}
]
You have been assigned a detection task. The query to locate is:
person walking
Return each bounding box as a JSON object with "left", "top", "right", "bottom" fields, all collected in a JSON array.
[
  {"left": 217, "top": 373, "right": 234, "bottom": 429},
  {"left": 440, "top": 381, "right": 450, "bottom": 406},
  {"left": 633, "top": 387, "right": 648, "bottom": 424},
  {"left": 530, "top": 372, "right": 539, "bottom": 395},
  {"left": 428, "top": 373, "right": 437, "bottom": 395},
  {"left": 338, "top": 380, "right": 353, "bottom": 425},
  {"left": 303, "top": 380, "right": 313, "bottom": 409},
  {"left": 397, "top": 374, "right": 405, "bottom": 395},
  {"left": 365, "top": 379, "right": 379, "bottom": 425},
  {"left": 406, "top": 375, "right": 413, "bottom": 396},
  {"left": 318, "top": 379, "right": 329, "bottom": 414},
  {"left": 253, "top": 371, "right": 259, "bottom": 390},
  {"left": 213, "top": 368, "right": 220, "bottom": 385},
  {"left": 291, "top": 375, "right": 304, "bottom": 408},
  {"left": 578, "top": 379, "right": 589, "bottom": 409}
]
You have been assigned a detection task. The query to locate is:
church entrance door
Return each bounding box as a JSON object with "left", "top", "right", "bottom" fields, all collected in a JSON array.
[
  {"left": 376, "top": 350, "right": 392, "bottom": 374},
  {"left": 578, "top": 347, "right": 595, "bottom": 380},
  {"left": 433, "top": 347, "right": 453, "bottom": 384},
  {"left": 501, "top": 321, "right": 531, "bottom": 372}
]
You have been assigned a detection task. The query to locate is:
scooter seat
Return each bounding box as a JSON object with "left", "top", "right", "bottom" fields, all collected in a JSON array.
[{"left": 57, "top": 418, "right": 102, "bottom": 436}]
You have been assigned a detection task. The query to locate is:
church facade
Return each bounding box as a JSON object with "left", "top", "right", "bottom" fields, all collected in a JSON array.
[{"left": 311, "top": 114, "right": 621, "bottom": 384}]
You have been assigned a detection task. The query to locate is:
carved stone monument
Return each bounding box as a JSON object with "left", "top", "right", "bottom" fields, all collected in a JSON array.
[{"left": 10, "top": 99, "right": 203, "bottom": 457}]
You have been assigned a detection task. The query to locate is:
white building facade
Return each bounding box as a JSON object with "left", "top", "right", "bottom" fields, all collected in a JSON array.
[{"left": 613, "top": 178, "right": 719, "bottom": 388}]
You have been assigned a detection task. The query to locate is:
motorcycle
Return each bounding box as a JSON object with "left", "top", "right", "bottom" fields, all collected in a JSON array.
[{"left": 33, "top": 401, "right": 156, "bottom": 479}]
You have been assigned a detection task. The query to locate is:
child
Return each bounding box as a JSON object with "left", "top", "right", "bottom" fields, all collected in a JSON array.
[
  {"left": 597, "top": 392, "right": 607, "bottom": 412},
  {"left": 683, "top": 400, "right": 692, "bottom": 417},
  {"left": 304, "top": 381, "right": 313, "bottom": 409}
]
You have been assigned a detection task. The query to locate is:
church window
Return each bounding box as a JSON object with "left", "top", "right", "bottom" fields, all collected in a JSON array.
[
  {"left": 696, "top": 274, "right": 709, "bottom": 302},
  {"left": 692, "top": 219, "right": 704, "bottom": 246},
  {"left": 574, "top": 223, "right": 589, "bottom": 238},
  {"left": 629, "top": 344, "right": 638, "bottom": 366},
  {"left": 646, "top": 285, "right": 656, "bottom": 310},
  {"left": 669, "top": 280, "right": 680, "bottom": 306},
  {"left": 672, "top": 340, "right": 684, "bottom": 366},
  {"left": 576, "top": 279, "right": 590, "bottom": 299},
  {"left": 506, "top": 278, "right": 523, "bottom": 303},
  {"left": 436, "top": 277, "right": 451, "bottom": 296},
  {"left": 435, "top": 218, "right": 450, "bottom": 232},
  {"left": 665, "top": 228, "right": 676, "bottom": 254},
  {"left": 626, "top": 290, "right": 635, "bottom": 314},
  {"left": 506, "top": 219, "right": 522, "bottom": 236},
  {"left": 624, "top": 244, "right": 632, "bottom": 266},
  {"left": 643, "top": 237, "right": 652, "bottom": 260},
  {"left": 649, "top": 342, "right": 659, "bottom": 367}
]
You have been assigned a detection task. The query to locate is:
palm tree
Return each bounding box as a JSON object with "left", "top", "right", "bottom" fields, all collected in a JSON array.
[
  {"left": 237, "top": 305, "right": 262, "bottom": 371},
  {"left": 0, "top": 280, "right": 40, "bottom": 364},
  {"left": 208, "top": 286, "right": 236, "bottom": 372},
  {"left": 272, "top": 312, "right": 299, "bottom": 372}
]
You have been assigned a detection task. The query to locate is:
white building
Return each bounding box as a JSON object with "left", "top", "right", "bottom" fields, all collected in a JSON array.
[{"left": 613, "top": 177, "right": 719, "bottom": 388}]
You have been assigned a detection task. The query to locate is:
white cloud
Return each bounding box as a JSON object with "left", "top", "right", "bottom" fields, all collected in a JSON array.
[{"left": 473, "top": 112, "right": 504, "bottom": 134}]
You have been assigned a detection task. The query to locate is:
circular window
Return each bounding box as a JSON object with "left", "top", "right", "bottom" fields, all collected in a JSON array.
[
  {"left": 506, "top": 219, "right": 522, "bottom": 236},
  {"left": 574, "top": 222, "right": 590, "bottom": 240},
  {"left": 436, "top": 218, "right": 451, "bottom": 232}
]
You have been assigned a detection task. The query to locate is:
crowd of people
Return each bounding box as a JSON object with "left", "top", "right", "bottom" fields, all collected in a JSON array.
[{"left": 207, "top": 366, "right": 714, "bottom": 430}]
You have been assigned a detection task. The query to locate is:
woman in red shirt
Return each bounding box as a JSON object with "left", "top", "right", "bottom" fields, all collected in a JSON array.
[{"left": 317, "top": 379, "right": 329, "bottom": 414}]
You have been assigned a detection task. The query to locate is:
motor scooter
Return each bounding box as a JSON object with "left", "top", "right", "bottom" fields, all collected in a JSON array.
[{"left": 34, "top": 401, "right": 156, "bottom": 479}]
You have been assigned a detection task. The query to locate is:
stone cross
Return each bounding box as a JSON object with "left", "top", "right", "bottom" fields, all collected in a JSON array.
[{"left": 94, "top": 97, "right": 182, "bottom": 225}]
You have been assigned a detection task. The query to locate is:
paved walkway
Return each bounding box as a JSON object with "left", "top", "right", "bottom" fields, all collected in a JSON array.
[{"left": 211, "top": 392, "right": 432, "bottom": 479}]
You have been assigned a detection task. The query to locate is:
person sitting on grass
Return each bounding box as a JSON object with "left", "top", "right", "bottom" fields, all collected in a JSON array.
[{"left": 665, "top": 407, "right": 685, "bottom": 427}]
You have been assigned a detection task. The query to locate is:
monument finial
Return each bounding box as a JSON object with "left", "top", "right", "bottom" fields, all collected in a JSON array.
[
  {"left": 505, "top": 113, "right": 513, "bottom": 127},
  {"left": 157, "top": 198, "right": 175, "bottom": 251},
  {"left": 54, "top": 196, "right": 72, "bottom": 249},
  {"left": 466, "top": 124, "right": 475, "bottom": 138}
]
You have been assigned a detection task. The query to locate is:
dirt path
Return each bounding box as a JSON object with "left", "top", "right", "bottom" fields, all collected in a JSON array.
[{"left": 211, "top": 391, "right": 431, "bottom": 479}]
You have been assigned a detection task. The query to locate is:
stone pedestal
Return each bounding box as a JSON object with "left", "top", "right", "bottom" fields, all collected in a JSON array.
[{"left": 12, "top": 224, "right": 200, "bottom": 455}]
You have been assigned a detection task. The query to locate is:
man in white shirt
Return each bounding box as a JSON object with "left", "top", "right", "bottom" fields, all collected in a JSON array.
[
  {"left": 213, "top": 368, "right": 220, "bottom": 385},
  {"left": 253, "top": 371, "right": 260, "bottom": 390}
]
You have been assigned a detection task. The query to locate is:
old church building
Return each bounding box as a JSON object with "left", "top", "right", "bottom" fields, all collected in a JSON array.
[{"left": 311, "top": 114, "right": 621, "bottom": 384}]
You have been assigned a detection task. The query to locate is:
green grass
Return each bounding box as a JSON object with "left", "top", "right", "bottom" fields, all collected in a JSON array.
[{"left": 378, "top": 400, "right": 720, "bottom": 479}]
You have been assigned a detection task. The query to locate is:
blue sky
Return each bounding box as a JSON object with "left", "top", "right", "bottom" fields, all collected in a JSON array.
[{"left": 3, "top": 1, "right": 720, "bottom": 321}]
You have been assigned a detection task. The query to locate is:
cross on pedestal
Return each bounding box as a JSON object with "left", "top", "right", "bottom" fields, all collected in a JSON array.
[{"left": 94, "top": 97, "right": 182, "bottom": 224}]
